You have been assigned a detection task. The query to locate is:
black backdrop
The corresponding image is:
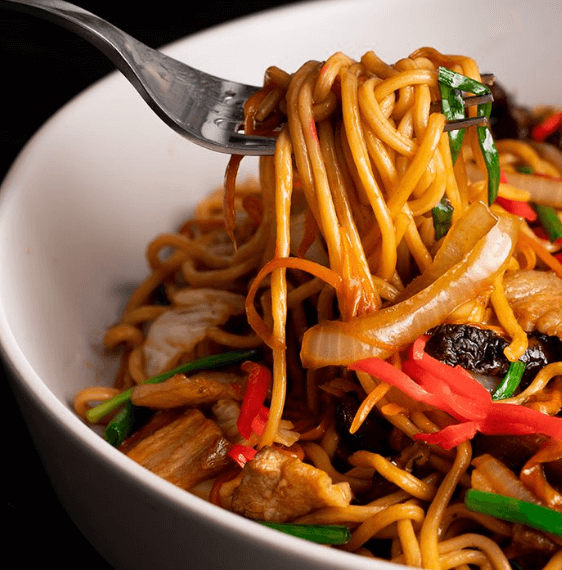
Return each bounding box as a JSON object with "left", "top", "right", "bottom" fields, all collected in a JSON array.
[{"left": 0, "top": 2, "right": 296, "bottom": 568}]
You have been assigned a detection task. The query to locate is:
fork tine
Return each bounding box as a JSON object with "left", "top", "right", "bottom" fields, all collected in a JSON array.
[
  {"left": 443, "top": 116, "right": 489, "bottom": 132},
  {"left": 430, "top": 92, "right": 494, "bottom": 113}
]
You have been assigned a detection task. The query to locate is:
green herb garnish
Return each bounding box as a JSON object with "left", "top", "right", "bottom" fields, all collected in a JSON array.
[
  {"left": 259, "top": 522, "right": 351, "bottom": 545},
  {"left": 533, "top": 203, "right": 562, "bottom": 242},
  {"left": 465, "top": 489, "right": 562, "bottom": 537},
  {"left": 87, "top": 348, "right": 262, "bottom": 423},
  {"left": 439, "top": 82, "right": 466, "bottom": 164},
  {"left": 437, "top": 67, "right": 500, "bottom": 205},
  {"left": 492, "top": 361, "right": 526, "bottom": 400},
  {"left": 431, "top": 197, "right": 454, "bottom": 240}
]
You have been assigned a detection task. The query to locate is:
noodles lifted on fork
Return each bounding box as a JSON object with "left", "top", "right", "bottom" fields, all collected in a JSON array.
[{"left": 75, "top": 47, "right": 562, "bottom": 570}]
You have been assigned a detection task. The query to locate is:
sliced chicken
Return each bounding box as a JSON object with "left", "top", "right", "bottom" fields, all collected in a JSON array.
[
  {"left": 143, "top": 288, "right": 246, "bottom": 376},
  {"left": 126, "top": 408, "right": 230, "bottom": 490},
  {"left": 503, "top": 269, "right": 562, "bottom": 337},
  {"left": 212, "top": 399, "right": 248, "bottom": 445},
  {"left": 229, "top": 446, "right": 352, "bottom": 522},
  {"left": 131, "top": 371, "right": 241, "bottom": 409}
]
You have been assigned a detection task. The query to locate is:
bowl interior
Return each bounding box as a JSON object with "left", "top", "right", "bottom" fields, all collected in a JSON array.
[{"left": 0, "top": 0, "right": 561, "bottom": 567}]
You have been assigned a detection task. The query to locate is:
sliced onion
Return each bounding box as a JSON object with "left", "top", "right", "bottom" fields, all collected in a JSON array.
[
  {"left": 466, "top": 160, "right": 562, "bottom": 207},
  {"left": 300, "top": 205, "right": 519, "bottom": 367},
  {"left": 503, "top": 170, "right": 562, "bottom": 207},
  {"left": 472, "top": 453, "right": 540, "bottom": 504},
  {"left": 530, "top": 141, "right": 562, "bottom": 175},
  {"left": 396, "top": 200, "right": 496, "bottom": 301}
]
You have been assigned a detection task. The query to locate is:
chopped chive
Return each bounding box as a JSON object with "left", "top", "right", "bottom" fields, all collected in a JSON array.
[
  {"left": 516, "top": 165, "right": 534, "bottom": 174},
  {"left": 477, "top": 124, "right": 500, "bottom": 205},
  {"left": 431, "top": 197, "right": 454, "bottom": 240},
  {"left": 104, "top": 400, "right": 135, "bottom": 447},
  {"left": 258, "top": 522, "right": 351, "bottom": 545},
  {"left": 465, "top": 489, "right": 562, "bottom": 537},
  {"left": 439, "top": 82, "right": 466, "bottom": 163},
  {"left": 86, "top": 348, "right": 262, "bottom": 423},
  {"left": 437, "top": 67, "right": 500, "bottom": 206},
  {"left": 533, "top": 203, "right": 562, "bottom": 242},
  {"left": 437, "top": 67, "right": 490, "bottom": 96},
  {"left": 492, "top": 361, "right": 526, "bottom": 400}
]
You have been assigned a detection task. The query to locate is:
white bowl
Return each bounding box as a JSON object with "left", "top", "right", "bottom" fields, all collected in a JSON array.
[{"left": 1, "top": 1, "right": 560, "bottom": 569}]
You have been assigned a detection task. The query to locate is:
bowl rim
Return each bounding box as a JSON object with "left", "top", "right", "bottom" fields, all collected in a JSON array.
[
  {"left": 0, "top": 2, "right": 404, "bottom": 568},
  {"left": 1, "top": 0, "right": 560, "bottom": 568}
]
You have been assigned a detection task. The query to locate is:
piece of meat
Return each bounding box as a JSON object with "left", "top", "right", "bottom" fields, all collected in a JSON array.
[
  {"left": 126, "top": 408, "right": 230, "bottom": 490},
  {"left": 131, "top": 371, "right": 241, "bottom": 409},
  {"left": 143, "top": 288, "right": 246, "bottom": 376},
  {"left": 118, "top": 408, "right": 185, "bottom": 454},
  {"left": 212, "top": 399, "right": 247, "bottom": 444},
  {"left": 229, "top": 446, "right": 352, "bottom": 522},
  {"left": 503, "top": 270, "right": 562, "bottom": 338}
]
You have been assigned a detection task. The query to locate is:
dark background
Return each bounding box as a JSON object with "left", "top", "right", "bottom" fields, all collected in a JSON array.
[{"left": 1, "top": 2, "right": 296, "bottom": 568}]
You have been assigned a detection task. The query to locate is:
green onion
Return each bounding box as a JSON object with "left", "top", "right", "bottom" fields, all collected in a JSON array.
[
  {"left": 492, "top": 361, "right": 526, "bottom": 400},
  {"left": 439, "top": 82, "right": 466, "bottom": 164},
  {"left": 438, "top": 67, "right": 491, "bottom": 96},
  {"left": 431, "top": 197, "right": 454, "bottom": 240},
  {"left": 465, "top": 489, "right": 562, "bottom": 537},
  {"left": 477, "top": 123, "right": 501, "bottom": 205},
  {"left": 533, "top": 203, "right": 562, "bottom": 242},
  {"left": 437, "top": 67, "right": 500, "bottom": 206},
  {"left": 516, "top": 165, "right": 534, "bottom": 174},
  {"left": 104, "top": 400, "right": 135, "bottom": 447},
  {"left": 258, "top": 522, "right": 351, "bottom": 545},
  {"left": 86, "top": 348, "right": 262, "bottom": 423}
]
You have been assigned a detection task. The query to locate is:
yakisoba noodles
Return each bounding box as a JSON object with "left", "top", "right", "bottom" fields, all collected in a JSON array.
[{"left": 75, "top": 47, "right": 562, "bottom": 570}]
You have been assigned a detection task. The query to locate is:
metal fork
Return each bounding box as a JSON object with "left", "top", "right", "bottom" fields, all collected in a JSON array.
[
  {"left": 2, "top": 0, "right": 494, "bottom": 156},
  {"left": 1, "top": 0, "right": 277, "bottom": 156}
]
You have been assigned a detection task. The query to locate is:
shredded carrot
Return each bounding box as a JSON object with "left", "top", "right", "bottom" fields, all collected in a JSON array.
[
  {"left": 350, "top": 382, "right": 391, "bottom": 433},
  {"left": 224, "top": 154, "right": 244, "bottom": 245},
  {"left": 518, "top": 231, "right": 562, "bottom": 278},
  {"left": 245, "top": 256, "right": 342, "bottom": 349}
]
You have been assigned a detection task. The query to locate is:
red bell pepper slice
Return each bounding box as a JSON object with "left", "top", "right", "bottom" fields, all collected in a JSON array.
[
  {"left": 415, "top": 421, "right": 480, "bottom": 450},
  {"left": 532, "top": 112, "right": 562, "bottom": 142},
  {"left": 497, "top": 169, "right": 538, "bottom": 222},
  {"left": 402, "top": 360, "right": 488, "bottom": 421},
  {"left": 349, "top": 356, "right": 443, "bottom": 410},
  {"left": 350, "top": 336, "right": 562, "bottom": 450},
  {"left": 409, "top": 336, "right": 491, "bottom": 404},
  {"left": 227, "top": 444, "right": 257, "bottom": 468},
  {"left": 496, "top": 197, "right": 538, "bottom": 222},
  {"left": 237, "top": 361, "right": 272, "bottom": 440},
  {"left": 250, "top": 405, "right": 269, "bottom": 436}
]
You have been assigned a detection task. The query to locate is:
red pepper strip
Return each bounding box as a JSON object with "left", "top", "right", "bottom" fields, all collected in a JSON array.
[
  {"left": 532, "top": 112, "right": 562, "bottom": 142},
  {"left": 533, "top": 226, "right": 562, "bottom": 245},
  {"left": 500, "top": 169, "right": 509, "bottom": 184},
  {"left": 496, "top": 197, "right": 538, "bottom": 222},
  {"left": 227, "top": 444, "right": 257, "bottom": 468},
  {"left": 250, "top": 405, "right": 269, "bottom": 436},
  {"left": 237, "top": 361, "right": 272, "bottom": 440},
  {"left": 482, "top": 404, "right": 562, "bottom": 439},
  {"left": 349, "top": 357, "right": 450, "bottom": 410},
  {"left": 402, "top": 360, "right": 488, "bottom": 421},
  {"left": 350, "top": 338, "right": 562, "bottom": 450},
  {"left": 409, "top": 336, "right": 491, "bottom": 404},
  {"left": 415, "top": 422, "right": 480, "bottom": 450},
  {"left": 556, "top": 252, "right": 562, "bottom": 263}
]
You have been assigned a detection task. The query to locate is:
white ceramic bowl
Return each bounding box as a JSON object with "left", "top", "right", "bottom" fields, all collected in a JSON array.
[{"left": 1, "top": 1, "right": 561, "bottom": 569}]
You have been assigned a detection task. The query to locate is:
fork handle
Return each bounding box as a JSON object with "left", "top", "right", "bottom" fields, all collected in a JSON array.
[{"left": 1, "top": 0, "right": 162, "bottom": 96}]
